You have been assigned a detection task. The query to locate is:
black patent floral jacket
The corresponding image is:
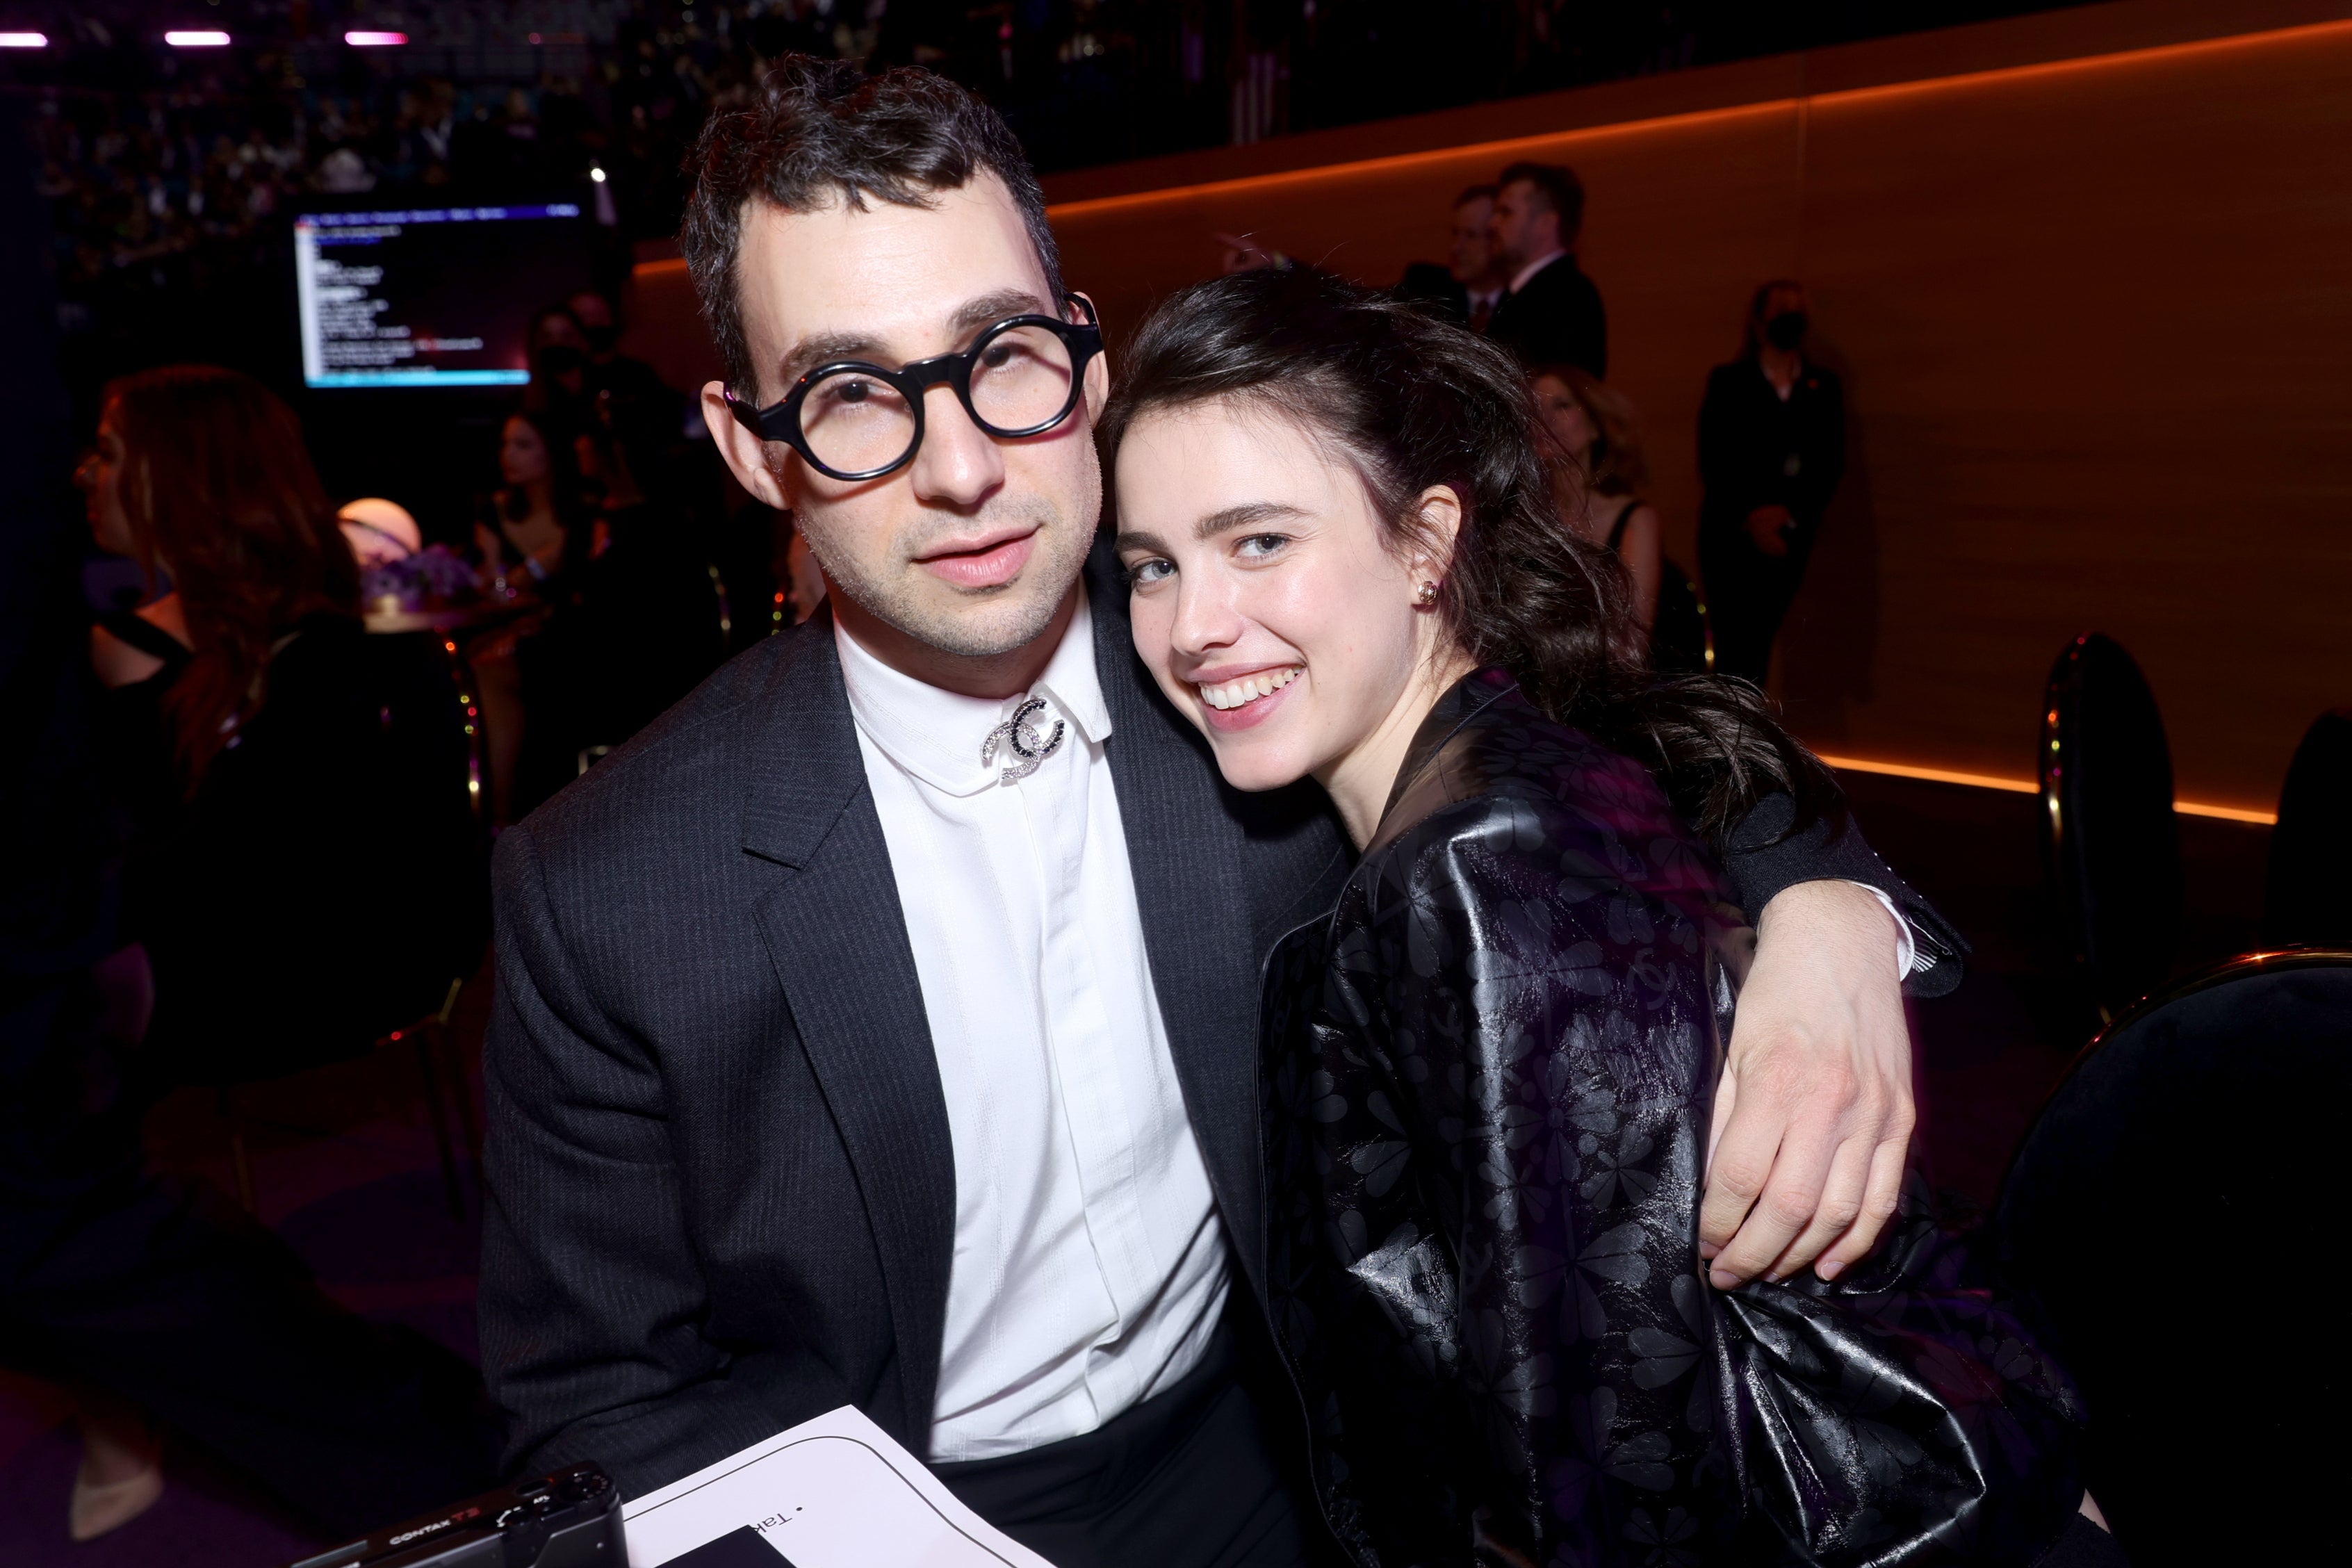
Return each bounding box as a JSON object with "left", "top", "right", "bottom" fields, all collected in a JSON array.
[{"left": 1260, "top": 669, "right": 2084, "bottom": 1568}]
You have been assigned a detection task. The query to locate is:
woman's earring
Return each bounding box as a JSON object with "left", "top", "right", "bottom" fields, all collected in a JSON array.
[{"left": 1415, "top": 580, "right": 1439, "bottom": 607}]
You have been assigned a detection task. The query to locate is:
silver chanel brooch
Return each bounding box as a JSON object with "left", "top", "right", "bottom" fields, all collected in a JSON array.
[{"left": 981, "top": 696, "right": 1066, "bottom": 784}]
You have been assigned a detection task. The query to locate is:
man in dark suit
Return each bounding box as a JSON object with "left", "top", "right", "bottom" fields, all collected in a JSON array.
[
  {"left": 480, "top": 57, "right": 1962, "bottom": 1568},
  {"left": 1486, "top": 160, "right": 1607, "bottom": 376},
  {"left": 1395, "top": 183, "right": 1507, "bottom": 332}
]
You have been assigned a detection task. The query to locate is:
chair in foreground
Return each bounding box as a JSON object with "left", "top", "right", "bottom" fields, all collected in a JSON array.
[
  {"left": 1992, "top": 948, "right": 2352, "bottom": 1568},
  {"left": 2264, "top": 705, "right": 2352, "bottom": 947},
  {"left": 2040, "top": 632, "right": 2182, "bottom": 1020}
]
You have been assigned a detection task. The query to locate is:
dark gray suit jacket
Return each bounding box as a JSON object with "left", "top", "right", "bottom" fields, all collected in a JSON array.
[{"left": 480, "top": 541, "right": 1961, "bottom": 1497}]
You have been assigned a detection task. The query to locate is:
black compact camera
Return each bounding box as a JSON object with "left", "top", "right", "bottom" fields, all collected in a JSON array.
[{"left": 285, "top": 1462, "right": 626, "bottom": 1568}]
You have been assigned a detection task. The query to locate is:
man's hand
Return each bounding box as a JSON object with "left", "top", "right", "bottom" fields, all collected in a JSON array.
[
  {"left": 1745, "top": 504, "right": 1794, "bottom": 556},
  {"left": 1701, "top": 880, "right": 1915, "bottom": 1288}
]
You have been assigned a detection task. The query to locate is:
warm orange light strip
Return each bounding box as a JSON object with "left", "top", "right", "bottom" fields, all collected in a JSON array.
[
  {"left": 1046, "top": 17, "right": 2352, "bottom": 222},
  {"left": 1814, "top": 753, "right": 2278, "bottom": 825}
]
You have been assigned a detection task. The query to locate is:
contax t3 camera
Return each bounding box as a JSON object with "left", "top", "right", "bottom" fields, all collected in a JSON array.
[{"left": 284, "top": 1462, "right": 625, "bottom": 1568}]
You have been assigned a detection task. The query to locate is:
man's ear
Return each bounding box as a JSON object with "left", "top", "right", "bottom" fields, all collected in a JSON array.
[
  {"left": 702, "top": 382, "right": 791, "bottom": 511},
  {"left": 1073, "top": 292, "right": 1111, "bottom": 420}
]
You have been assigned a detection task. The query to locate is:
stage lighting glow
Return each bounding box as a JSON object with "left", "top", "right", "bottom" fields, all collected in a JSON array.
[
  {"left": 589, "top": 166, "right": 607, "bottom": 183},
  {"left": 164, "top": 31, "right": 231, "bottom": 47},
  {"left": 345, "top": 31, "right": 409, "bottom": 47},
  {"left": 0, "top": 32, "right": 48, "bottom": 48}
]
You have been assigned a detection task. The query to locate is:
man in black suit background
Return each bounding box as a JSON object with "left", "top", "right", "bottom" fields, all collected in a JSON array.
[
  {"left": 1487, "top": 160, "right": 1608, "bottom": 376},
  {"left": 480, "top": 57, "right": 1961, "bottom": 1568},
  {"left": 1395, "top": 183, "right": 1507, "bottom": 332}
]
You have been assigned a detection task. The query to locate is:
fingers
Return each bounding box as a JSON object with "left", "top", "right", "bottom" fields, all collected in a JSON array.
[
  {"left": 1767, "top": 1126, "right": 1876, "bottom": 1281},
  {"left": 1700, "top": 1054, "right": 1833, "bottom": 1287},
  {"left": 1815, "top": 1113, "right": 1912, "bottom": 1281}
]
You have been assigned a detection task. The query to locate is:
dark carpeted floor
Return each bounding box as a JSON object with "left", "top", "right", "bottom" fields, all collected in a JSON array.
[{"left": 0, "top": 774, "right": 2273, "bottom": 1565}]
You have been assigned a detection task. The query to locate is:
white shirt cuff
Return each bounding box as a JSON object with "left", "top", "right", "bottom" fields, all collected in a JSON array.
[{"left": 1846, "top": 881, "right": 1920, "bottom": 979}]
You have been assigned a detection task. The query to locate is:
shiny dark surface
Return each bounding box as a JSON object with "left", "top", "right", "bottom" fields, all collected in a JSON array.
[
  {"left": 1995, "top": 949, "right": 2352, "bottom": 1568},
  {"left": 2039, "top": 634, "right": 2182, "bottom": 1018},
  {"left": 1262, "top": 669, "right": 2086, "bottom": 1566}
]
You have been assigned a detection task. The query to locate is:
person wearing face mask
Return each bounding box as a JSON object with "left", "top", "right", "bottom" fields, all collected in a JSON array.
[
  {"left": 1697, "top": 281, "right": 1846, "bottom": 685},
  {"left": 566, "top": 286, "right": 688, "bottom": 457},
  {"left": 523, "top": 304, "right": 594, "bottom": 421},
  {"left": 1105, "top": 268, "right": 2118, "bottom": 1568}
]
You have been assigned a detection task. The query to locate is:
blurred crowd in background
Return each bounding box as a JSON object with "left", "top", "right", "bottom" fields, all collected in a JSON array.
[{"left": 13, "top": 0, "right": 2080, "bottom": 394}]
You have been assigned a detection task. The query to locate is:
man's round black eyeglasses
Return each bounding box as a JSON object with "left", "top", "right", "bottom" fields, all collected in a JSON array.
[{"left": 721, "top": 297, "right": 1104, "bottom": 482}]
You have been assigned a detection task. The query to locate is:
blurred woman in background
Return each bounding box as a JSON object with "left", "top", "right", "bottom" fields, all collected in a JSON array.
[
  {"left": 65, "top": 364, "right": 494, "bottom": 1540},
  {"left": 1530, "top": 364, "right": 1660, "bottom": 628},
  {"left": 1531, "top": 364, "right": 1713, "bottom": 674},
  {"left": 471, "top": 407, "right": 590, "bottom": 820}
]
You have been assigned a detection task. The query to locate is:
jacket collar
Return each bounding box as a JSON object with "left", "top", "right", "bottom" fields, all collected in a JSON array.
[{"left": 1371, "top": 666, "right": 1522, "bottom": 854}]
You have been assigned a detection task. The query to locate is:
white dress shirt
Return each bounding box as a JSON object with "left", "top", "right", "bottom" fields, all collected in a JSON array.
[{"left": 834, "top": 593, "right": 1229, "bottom": 1464}]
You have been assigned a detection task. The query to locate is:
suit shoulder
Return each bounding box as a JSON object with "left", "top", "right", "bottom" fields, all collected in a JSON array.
[{"left": 508, "top": 625, "right": 826, "bottom": 866}]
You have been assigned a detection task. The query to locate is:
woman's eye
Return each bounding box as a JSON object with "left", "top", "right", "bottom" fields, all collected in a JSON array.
[
  {"left": 1125, "top": 557, "right": 1174, "bottom": 586},
  {"left": 1235, "top": 533, "right": 1289, "bottom": 560}
]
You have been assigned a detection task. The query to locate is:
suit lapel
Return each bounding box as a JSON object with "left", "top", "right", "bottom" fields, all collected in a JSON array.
[
  {"left": 740, "top": 621, "right": 954, "bottom": 1449},
  {"left": 1086, "top": 550, "right": 1274, "bottom": 1297}
]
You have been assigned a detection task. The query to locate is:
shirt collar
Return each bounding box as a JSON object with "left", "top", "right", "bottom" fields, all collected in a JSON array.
[
  {"left": 834, "top": 587, "right": 1113, "bottom": 798},
  {"left": 1508, "top": 247, "right": 1568, "bottom": 295}
]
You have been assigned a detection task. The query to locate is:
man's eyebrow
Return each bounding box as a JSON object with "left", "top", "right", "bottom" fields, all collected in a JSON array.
[
  {"left": 762, "top": 289, "right": 1056, "bottom": 396},
  {"left": 1193, "top": 500, "right": 1307, "bottom": 540},
  {"left": 949, "top": 288, "right": 1056, "bottom": 336},
  {"left": 771, "top": 329, "right": 884, "bottom": 392}
]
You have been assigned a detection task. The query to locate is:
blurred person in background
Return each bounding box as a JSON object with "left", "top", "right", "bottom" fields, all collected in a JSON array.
[
  {"left": 1485, "top": 161, "right": 1605, "bottom": 376},
  {"left": 1530, "top": 363, "right": 1660, "bottom": 628},
  {"left": 563, "top": 393, "right": 733, "bottom": 761},
  {"left": 523, "top": 304, "right": 594, "bottom": 420},
  {"left": 30, "top": 364, "right": 497, "bottom": 1541},
  {"left": 1698, "top": 281, "right": 1846, "bottom": 685},
  {"left": 568, "top": 286, "right": 687, "bottom": 437},
  {"left": 473, "top": 407, "right": 593, "bottom": 822},
  {"left": 1396, "top": 184, "right": 1505, "bottom": 331},
  {"left": 1533, "top": 364, "right": 1715, "bottom": 674}
]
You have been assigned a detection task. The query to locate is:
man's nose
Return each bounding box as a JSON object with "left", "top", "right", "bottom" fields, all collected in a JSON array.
[{"left": 906, "top": 383, "right": 1005, "bottom": 511}]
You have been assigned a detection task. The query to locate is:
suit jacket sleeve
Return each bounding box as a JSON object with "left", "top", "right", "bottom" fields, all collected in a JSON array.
[
  {"left": 1719, "top": 791, "right": 1968, "bottom": 997},
  {"left": 478, "top": 824, "right": 778, "bottom": 1484}
]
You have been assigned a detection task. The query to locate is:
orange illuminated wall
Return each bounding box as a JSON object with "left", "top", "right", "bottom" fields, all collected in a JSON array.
[{"left": 628, "top": 0, "right": 2352, "bottom": 816}]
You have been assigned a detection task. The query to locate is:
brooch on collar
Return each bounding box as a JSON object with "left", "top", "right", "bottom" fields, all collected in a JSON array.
[{"left": 981, "top": 696, "right": 1066, "bottom": 784}]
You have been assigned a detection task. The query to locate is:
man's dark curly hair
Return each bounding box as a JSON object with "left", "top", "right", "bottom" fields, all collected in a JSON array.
[{"left": 680, "top": 56, "right": 1065, "bottom": 404}]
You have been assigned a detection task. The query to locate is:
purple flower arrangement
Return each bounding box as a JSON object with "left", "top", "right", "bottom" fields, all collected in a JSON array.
[{"left": 361, "top": 544, "right": 479, "bottom": 610}]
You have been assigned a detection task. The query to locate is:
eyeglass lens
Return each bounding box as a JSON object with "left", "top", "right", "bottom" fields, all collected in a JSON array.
[{"left": 798, "top": 322, "right": 1079, "bottom": 476}]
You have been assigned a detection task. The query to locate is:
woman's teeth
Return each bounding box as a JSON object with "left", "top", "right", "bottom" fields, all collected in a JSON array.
[{"left": 1198, "top": 667, "right": 1301, "bottom": 710}]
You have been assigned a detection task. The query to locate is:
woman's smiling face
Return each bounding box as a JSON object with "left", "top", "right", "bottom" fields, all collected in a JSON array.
[{"left": 1113, "top": 396, "right": 1456, "bottom": 800}]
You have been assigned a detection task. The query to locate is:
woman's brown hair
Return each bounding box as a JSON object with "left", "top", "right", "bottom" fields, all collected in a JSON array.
[
  {"left": 104, "top": 365, "right": 359, "bottom": 788},
  {"left": 1530, "top": 362, "right": 1649, "bottom": 497},
  {"left": 1100, "top": 268, "right": 1837, "bottom": 838}
]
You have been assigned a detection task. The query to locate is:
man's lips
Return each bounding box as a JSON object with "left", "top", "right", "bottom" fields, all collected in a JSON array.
[{"left": 915, "top": 528, "right": 1037, "bottom": 589}]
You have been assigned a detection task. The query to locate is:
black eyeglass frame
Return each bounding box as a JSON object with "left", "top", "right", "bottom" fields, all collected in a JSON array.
[{"left": 721, "top": 295, "right": 1104, "bottom": 482}]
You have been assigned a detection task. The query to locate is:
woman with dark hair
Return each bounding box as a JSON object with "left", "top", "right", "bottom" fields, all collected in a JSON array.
[
  {"left": 471, "top": 405, "right": 594, "bottom": 819},
  {"left": 1102, "top": 271, "right": 2112, "bottom": 1567},
  {"left": 1697, "top": 280, "right": 1845, "bottom": 685}
]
